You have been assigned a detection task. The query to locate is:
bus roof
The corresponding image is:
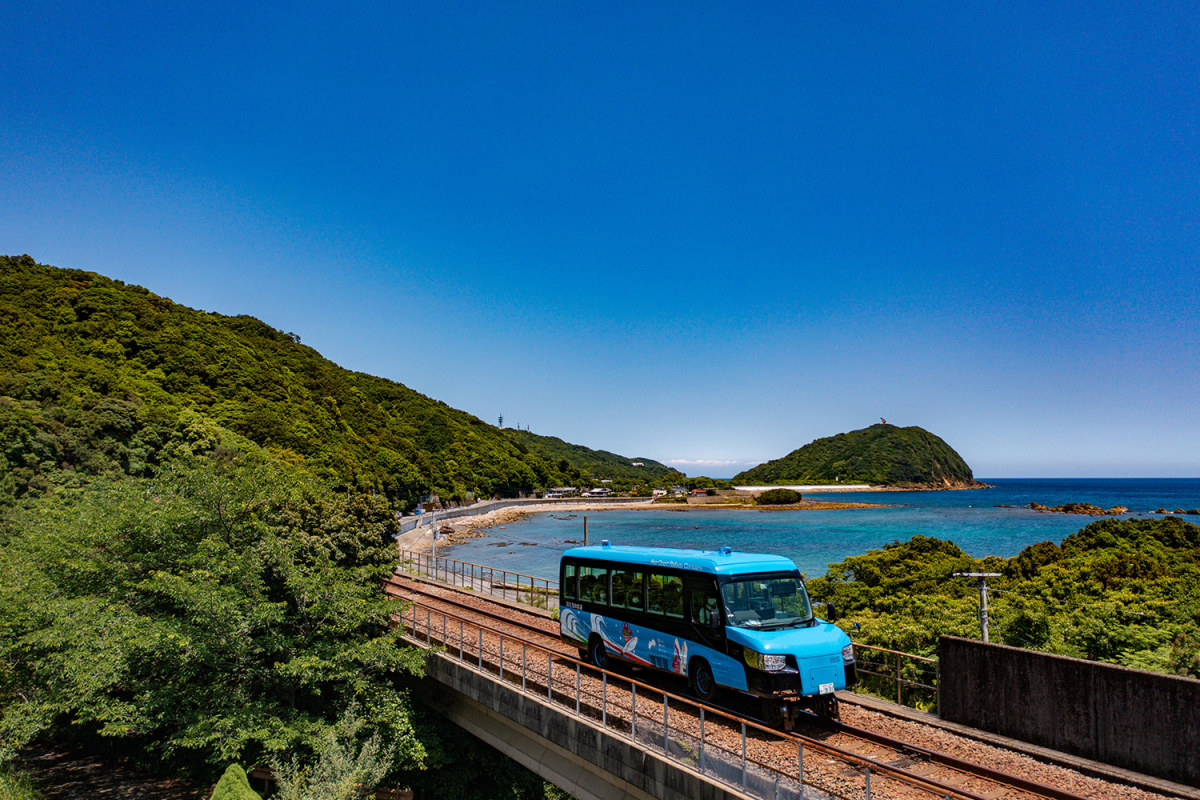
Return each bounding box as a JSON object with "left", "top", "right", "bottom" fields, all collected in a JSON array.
[{"left": 561, "top": 544, "right": 798, "bottom": 576}]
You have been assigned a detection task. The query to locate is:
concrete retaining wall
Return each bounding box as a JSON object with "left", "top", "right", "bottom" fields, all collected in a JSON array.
[{"left": 938, "top": 635, "right": 1200, "bottom": 786}]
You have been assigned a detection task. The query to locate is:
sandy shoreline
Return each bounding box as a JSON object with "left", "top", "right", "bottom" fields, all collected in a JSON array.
[{"left": 397, "top": 497, "right": 884, "bottom": 555}]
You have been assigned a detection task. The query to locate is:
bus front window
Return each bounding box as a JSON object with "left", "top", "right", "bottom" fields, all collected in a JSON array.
[{"left": 720, "top": 575, "right": 813, "bottom": 629}]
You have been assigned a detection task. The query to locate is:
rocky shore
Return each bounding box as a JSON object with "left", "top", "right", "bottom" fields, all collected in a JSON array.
[{"left": 1028, "top": 502, "right": 1130, "bottom": 516}]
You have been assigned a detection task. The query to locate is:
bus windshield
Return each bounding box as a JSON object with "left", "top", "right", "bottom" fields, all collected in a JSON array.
[{"left": 720, "top": 574, "right": 813, "bottom": 630}]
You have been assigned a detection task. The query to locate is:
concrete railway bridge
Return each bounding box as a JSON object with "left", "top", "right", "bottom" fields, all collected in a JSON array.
[{"left": 392, "top": 554, "right": 1200, "bottom": 800}]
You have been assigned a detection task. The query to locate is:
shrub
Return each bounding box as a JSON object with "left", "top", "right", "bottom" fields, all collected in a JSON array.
[
  {"left": 756, "top": 488, "right": 803, "bottom": 505},
  {"left": 209, "top": 765, "right": 262, "bottom": 800}
]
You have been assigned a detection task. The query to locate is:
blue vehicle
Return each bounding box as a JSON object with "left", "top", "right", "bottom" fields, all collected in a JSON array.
[{"left": 558, "top": 541, "right": 856, "bottom": 727}]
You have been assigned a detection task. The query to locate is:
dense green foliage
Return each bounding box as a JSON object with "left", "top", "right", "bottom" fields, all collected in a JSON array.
[
  {"left": 0, "top": 255, "right": 644, "bottom": 509},
  {"left": 808, "top": 517, "right": 1200, "bottom": 678},
  {"left": 501, "top": 429, "right": 679, "bottom": 488},
  {"left": 733, "top": 423, "right": 977, "bottom": 486},
  {"left": 0, "top": 455, "right": 427, "bottom": 776},
  {"left": 755, "top": 488, "right": 803, "bottom": 505}
]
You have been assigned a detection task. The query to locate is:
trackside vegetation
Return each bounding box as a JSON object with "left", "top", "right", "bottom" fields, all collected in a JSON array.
[{"left": 808, "top": 516, "right": 1200, "bottom": 679}]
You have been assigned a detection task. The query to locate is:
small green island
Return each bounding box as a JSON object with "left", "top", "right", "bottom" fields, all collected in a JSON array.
[{"left": 733, "top": 422, "right": 989, "bottom": 489}]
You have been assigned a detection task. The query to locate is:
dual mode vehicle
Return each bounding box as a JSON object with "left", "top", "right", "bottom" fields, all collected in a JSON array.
[{"left": 558, "top": 541, "right": 855, "bottom": 728}]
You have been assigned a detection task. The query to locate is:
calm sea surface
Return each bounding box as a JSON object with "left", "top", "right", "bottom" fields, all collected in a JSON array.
[{"left": 440, "top": 479, "right": 1200, "bottom": 582}]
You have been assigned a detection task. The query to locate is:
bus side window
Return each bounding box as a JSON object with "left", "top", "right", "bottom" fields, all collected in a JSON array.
[
  {"left": 663, "top": 575, "right": 684, "bottom": 618},
  {"left": 563, "top": 562, "right": 579, "bottom": 601},
  {"left": 691, "top": 586, "right": 720, "bottom": 625},
  {"left": 622, "top": 570, "right": 644, "bottom": 611},
  {"left": 611, "top": 568, "right": 628, "bottom": 607},
  {"left": 647, "top": 573, "right": 665, "bottom": 614},
  {"left": 583, "top": 565, "right": 608, "bottom": 604}
]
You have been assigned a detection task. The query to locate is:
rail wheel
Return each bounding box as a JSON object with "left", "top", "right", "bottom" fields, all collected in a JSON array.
[
  {"left": 688, "top": 659, "right": 718, "bottom": 702},
  {"left": 815, "top": 694, "right": 839, "bottom": 719},
  {"left": 763, "top": 699, "right": 796, "bottom": 730},
  {"left": 588, "top": 635, "right": 609, "bottom": 670}
]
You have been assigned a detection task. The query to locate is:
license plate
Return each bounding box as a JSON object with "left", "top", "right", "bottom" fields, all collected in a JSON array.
[{"left": 819, "top": 682, "right": 835, "bottom": 695}]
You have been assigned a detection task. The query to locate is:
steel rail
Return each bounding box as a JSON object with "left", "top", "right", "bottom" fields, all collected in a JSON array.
[
  {"left": 803, "top": 713, "right": 1090, "bottom": 800},
  {"left": 395, "top": 594, "right": 1090, "bottom": 800},
  {"left": 383, "top": 575, "right": 556, "bottom": 639}
]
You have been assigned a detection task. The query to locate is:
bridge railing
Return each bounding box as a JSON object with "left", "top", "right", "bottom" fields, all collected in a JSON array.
[
  {"left": 850, "top": 643, "right": 939, "bottom": 712},
  {"left": 398, "top": 551, "right": 944, "bottom": 711},
  {"left": 811, "top": 601, "right": 938, "bottom": 713},
  {"left": 398, "top": 550, "right": 559, "bottom": 613},
  {"left": 399, "top": 600, "right": 984, "bottom": 800}
]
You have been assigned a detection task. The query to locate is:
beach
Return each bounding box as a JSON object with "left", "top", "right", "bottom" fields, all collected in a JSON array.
[{"left": 395, "top": 494, "right": 886, "bottom": 555}]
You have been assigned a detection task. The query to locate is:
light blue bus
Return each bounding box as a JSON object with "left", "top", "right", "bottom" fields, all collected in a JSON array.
[{"left": 559, "top": 541, "right": 856, "bottom": 726}]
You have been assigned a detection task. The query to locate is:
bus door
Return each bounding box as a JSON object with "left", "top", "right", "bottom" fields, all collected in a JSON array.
[{"left": 686, "top": 576, "right": 725, "bottom": 650}]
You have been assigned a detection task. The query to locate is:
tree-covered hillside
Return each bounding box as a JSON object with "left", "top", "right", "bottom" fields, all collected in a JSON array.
[
  {"left": 0, "top": 255, "right": 585, "bottom": 797},
  {"left": 502, "top": 429, "right": 678, "bottom": 486},
  {"left": 733, "top": 423, "right": 980, "bottom": 487},
  {"left": 0, "top": 255, "right": 656, "bottom": 509}
]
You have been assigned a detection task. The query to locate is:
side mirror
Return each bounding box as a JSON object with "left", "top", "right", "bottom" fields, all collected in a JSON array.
[{"left": 824, "top": 602, "right": 837, "bottom": 621}]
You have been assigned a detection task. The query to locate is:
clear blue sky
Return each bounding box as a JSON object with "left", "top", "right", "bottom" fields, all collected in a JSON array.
[{"left": 4, "top": 3, "right": 1198, "bottom": 477}]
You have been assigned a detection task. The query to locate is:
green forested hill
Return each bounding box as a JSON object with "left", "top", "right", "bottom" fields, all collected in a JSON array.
[
  {"left": 733, "top": 423, "right": 979, "bottom": 487},
  {"left": 502, "top": 429, "right": 678, "bottom": 485},
  {"left": 0, "top": 255, "right": 654, "bottom": 508},
  {"left": 0, "top": 255, "right": 588, "bottom": 795}
]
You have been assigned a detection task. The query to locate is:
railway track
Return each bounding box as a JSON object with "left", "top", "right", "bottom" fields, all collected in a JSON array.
[{"left": 385, "top": 574, "right": 1131, "bottom": 800}]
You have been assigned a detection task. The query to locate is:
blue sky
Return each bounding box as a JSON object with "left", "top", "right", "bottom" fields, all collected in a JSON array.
[{"left": 4, "top": 3, "right": 1198, "bottom": 477}]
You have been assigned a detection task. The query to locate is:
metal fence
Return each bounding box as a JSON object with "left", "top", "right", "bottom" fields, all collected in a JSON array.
[
  {"left": 400, "top": 601, "right": 981, "bottom": 800},
  {"left": 398, "top": 550, "right": 560, "bottom": 612},
  {"left": 851, "top": 643, "right": 938, "bottom": 712}
]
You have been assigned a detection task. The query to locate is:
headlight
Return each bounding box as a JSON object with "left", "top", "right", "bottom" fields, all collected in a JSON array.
[
  {"left": 842, "top": 643, "right": 855, "bottom": 662},
  {"left": 744, "top": 648, "right": 788, "bottom": 672}
]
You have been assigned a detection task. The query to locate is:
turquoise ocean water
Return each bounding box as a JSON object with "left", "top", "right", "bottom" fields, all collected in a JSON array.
[{"left": 439, "top": 479, "right": 1200, "bottom": 582}]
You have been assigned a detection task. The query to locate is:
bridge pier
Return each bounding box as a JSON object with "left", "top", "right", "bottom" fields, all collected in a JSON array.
[{"left": 421, "top": 652, "right": 754, "bottom": 800}]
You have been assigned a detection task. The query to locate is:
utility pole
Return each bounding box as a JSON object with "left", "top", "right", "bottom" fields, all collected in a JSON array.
[{"left": 953, "top": 572, "right": 1001, "bottom": 642}]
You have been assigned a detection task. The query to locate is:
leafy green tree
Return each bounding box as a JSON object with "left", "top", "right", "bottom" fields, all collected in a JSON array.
[{"left": 0, "top": 455, "right": 426, "bottom": 778}]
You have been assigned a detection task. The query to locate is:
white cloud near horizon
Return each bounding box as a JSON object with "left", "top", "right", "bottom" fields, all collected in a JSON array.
[{"left": 666, "top": 458, "right": 763, "bottom": 469}]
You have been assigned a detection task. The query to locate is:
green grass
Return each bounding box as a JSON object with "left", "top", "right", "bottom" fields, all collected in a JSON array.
[{"left": 0, "top": 768, "right": 43, "bottom": 800}]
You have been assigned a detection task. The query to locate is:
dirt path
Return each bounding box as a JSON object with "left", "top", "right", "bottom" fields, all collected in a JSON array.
[{"left": 19, "top": 746, "right": 207, "bottom": 800}]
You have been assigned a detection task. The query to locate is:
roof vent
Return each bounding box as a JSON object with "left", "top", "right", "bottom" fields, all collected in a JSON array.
[
  {"left": 601, "top": 539, "right": 611, "bottom": 548},
  {"left": 719, "top": 546, "right": 732, "bottom": 556}
]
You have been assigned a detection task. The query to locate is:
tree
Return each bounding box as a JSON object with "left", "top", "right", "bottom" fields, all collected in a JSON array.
[
  {"left": 210, "top": 765, "right": 263, "bottom": 800},
  {"left": 0, "top": 455, "right": 427, "bottom": 779}
]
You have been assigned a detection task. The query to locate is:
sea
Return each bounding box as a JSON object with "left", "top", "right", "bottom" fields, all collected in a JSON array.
[{"left": 439, "top": 478, "right": 1200, "bottom": 582}]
